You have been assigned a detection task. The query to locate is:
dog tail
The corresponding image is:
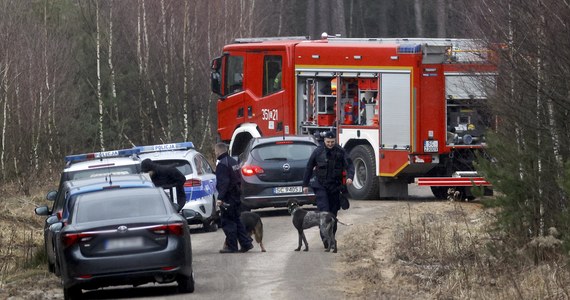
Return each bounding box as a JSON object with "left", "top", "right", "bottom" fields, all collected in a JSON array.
[
  {"left": 254, "top": 220, "right": 263, "bottom": 244},
  {"left": 332, "top": 215, "right": 353, "bottom": 226}
]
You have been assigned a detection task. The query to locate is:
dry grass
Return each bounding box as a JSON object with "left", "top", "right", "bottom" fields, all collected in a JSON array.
[
  {"left": 0, "top": 182, "right": 62, "bottom": 299},
  {"left": 338, "top": 200, "right": 570, "bottom": 299},
  {"left": 0, "top": 184, "right": 52, "bottom": 279}
]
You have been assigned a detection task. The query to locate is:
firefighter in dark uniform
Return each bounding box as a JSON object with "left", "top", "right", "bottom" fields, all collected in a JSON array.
[
  {"left": 141, "top": 158, "right": 187, "bottom": 211},
  {"left": 214, "top": 143, "right": 253, "bottom": 253},
  {"left": 302, "top": 131, "right": 354, "bottom": 246}
]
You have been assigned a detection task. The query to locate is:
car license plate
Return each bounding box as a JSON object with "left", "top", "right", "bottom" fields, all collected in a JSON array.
[
  {"left": 273, "top": 186, "right": 302, "bottom": 194},
  {"left": 424, "top": 140, "right": 439, "bottom": 153},
  {"left": 105, "top": 237, "right": 143, "bottom": 250}
]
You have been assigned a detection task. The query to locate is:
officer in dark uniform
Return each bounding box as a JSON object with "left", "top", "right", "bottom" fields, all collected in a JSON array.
[
  {"left": 302, "top": 131, "right": 354, "bottom": 246},
  {"left": 214, "top": 143, "right": 253, "bottom": 253},
  {"left": 141, "top": 158, "right": 187, "bottom": 211}
]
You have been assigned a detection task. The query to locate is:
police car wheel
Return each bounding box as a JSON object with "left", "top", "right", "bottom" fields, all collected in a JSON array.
[{"left": 203, "top": 219, "right": 218, "bottom": 232}]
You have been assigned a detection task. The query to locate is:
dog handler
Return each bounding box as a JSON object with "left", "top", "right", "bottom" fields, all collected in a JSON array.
[
  {"left": 214, "top": 143, "right": 253, "bottom": 253},
  {"left": 302, "top": 131, "right": 354, "bottom": 247}
]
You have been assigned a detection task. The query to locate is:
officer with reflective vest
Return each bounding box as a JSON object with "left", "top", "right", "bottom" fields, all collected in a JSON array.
[
  {"left": 214, "top": 143, "right": 253, "bottom": 253},
  {"left": 302, "top": 131, "right": 354, "bottom": 245}
]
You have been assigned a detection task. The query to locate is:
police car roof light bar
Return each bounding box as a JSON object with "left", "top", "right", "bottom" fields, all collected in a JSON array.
[
  {"left": 64, "top": 148, "right": 141, "bottom": 163},
  {"left": 135, "top": 142, "right": 195, "bottom": 154}
]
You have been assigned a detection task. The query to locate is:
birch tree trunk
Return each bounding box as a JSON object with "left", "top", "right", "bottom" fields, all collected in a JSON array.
[
  {"left": 182, "top": 0, "right": 189, "bottom": 140},
  {"left": 377, "top": 0, "right": 389, "bottom": 37},
  {"left": 108, "top": 0, "right": 118, "bottom": 126},
  {"left": 414, "top": 0, "right": 423, "bottom": 36},
  {"left": 142, "top": 0, "right": 166, "bottom": 140},
  {"left": 44, "top": 1, "right": 54, "bottom": 161},
  {"left": 160, "top": 0, "right": 172, "bottom": 141},
  {"left": 318, "top": 0, "right": 330, "bottom": 36},
  {"left": 96, "top": 0, "right": 105, "bottom": 151},
  {"left": 1, "top": 63, "right": 7, "bottom": 179},
  {"left": 306, "top": 0, "right": 316, "bottom": 39},
  {"left": 247, "top": 0, "right": 256, "bottom": 36},
  {"left": 277, "top": 0, "right": 284, "bottom": 35},
  {"left": 136, "top": 0, "right": 146, "bottom": 143},
  {"left": 332, "top": 0, "right": 346, "bottom": 37},
  {"left": 436, "top": 0, "right": 447, "bottom": 37}
]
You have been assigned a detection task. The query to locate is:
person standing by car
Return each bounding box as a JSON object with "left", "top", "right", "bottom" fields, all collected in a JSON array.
[
  {"left": 302, "top": 131, "right": 354, "bottom": 246},
  {"left": 141, "top": 158, "right": 187, "bottom": 211},
  {"left": 214, "top": 143, "right": 253, "bottom": 253}
]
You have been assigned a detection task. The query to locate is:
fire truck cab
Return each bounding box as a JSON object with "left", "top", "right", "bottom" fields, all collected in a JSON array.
[{"left": 211, "top": 35, "right": 496, "bottom": 200}]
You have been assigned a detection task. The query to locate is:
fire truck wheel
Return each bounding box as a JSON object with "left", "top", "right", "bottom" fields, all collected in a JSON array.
[
  {"left": 430, "top": 186, "right": 448, "bottom": 199},
  {"left": 348, "top": 145, "right": 379, "bottom": 200}
]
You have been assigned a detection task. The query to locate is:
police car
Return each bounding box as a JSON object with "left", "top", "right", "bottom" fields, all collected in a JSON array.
[
  {"left": 136, "top": 142, "right": 220, "bottom": 232},
  {"left": 37, "top": 148, "right": 142, "bottom": 274}
]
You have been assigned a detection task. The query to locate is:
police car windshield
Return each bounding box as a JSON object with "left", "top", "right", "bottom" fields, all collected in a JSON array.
[{"left": 65, "top": 165, "right": 139, "bottom": 181}]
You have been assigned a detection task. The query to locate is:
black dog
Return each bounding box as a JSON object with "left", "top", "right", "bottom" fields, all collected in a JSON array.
[
  {"left": 287, "top": 199, "right": 345, "bottom": 253},
  {"left": 222, "top": 211, "right": 266, "bottom": 252}
]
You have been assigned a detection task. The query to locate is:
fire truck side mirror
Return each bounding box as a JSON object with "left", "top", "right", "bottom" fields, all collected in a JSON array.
[{"left": 211, "top": 57, "right": 222, "bottom": 96}]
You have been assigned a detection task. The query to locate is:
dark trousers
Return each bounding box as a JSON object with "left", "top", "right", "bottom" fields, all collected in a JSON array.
[
  {"left": 221, "top": 211, "right": 252, "bottom": 251},
  {"left": 315, "top": 187, "right": 339, "bottom": 238},
  {"left": 175, "top": 186, "right": 187, "bottom": 209}
]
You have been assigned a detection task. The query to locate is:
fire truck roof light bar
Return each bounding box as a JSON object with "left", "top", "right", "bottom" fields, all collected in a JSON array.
[
  {"left": 398, "top": 44, "right": 422, "bottom": 54},
  {"left": 65, "top": 148, "right": 141, "bottom": 163},
  {"left": 135, "top": 142, "right": 195, "bottom": 154},
  {"left": 233, "top": 36, "right": 309, "bottom": 43}
]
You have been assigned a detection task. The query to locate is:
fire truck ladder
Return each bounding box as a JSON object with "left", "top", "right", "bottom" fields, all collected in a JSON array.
[{"left": 327, "top": 37, "right": 489, "bottom": 63}]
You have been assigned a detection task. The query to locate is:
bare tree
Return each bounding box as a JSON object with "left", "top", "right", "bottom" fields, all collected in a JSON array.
[
  {"left": 436, "top": 0, "right": 447, "bottom": 37},
  {"left": 414, "top": 0, "right": 423, "bottom": 36},
  {"left": 331, "top": 0, "right": 346, "bottom": 37},
  {"left": 306, "top": 0, "right": 316, "bottom": 38},
  {"left": 96, "top": 0, "right": 105, "bottom": 151}
]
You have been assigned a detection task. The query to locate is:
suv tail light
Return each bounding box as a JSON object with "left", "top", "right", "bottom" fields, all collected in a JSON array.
[
  {"left": 184, "top": 179, "right": 201, "bottom": 187},
  {"left": 241, "top": 165, "right": 264, "bottom": 176},
  {"left": 62, "top": 232, "right": 94, "bottom": 248}
]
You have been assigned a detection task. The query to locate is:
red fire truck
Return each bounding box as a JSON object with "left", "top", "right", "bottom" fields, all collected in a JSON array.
[{"left": 210, "top": 35, "right": 496, "bottom": 200}]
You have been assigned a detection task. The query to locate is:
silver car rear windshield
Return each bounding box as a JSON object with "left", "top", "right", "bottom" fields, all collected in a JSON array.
[
  {"left": 253, "top": 142, "right": 316, "bottom": 161},
  {"left": 73, "top": 188, "right": 168, "bottom": 223}
]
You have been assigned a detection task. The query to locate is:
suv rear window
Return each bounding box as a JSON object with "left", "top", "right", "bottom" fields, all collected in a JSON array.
[
  {"left": 252, "top": 142, "right": 316, "bottom": 161},
  {"left": 152, "top": 160, "right": 193, "bottom": 176}
]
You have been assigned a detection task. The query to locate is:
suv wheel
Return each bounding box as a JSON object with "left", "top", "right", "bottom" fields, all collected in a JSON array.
[
  {"left": 177, "top": 273, "right": 195, "bottom": 293},
  {"left": 63, "top": 286, "right": 82, "bottom": 300}
]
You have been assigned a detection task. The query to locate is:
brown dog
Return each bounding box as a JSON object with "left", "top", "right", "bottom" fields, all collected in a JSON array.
[
  {"left": 222, "top": 211, "right": 266, "bottom": 252},
  {"left": 240, "top": 211, "right": 266, "bottom": 252}
]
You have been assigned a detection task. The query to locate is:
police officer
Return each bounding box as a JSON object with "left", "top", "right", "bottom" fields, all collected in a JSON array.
[
  {"left": 141, "top": 158, "right": 187, "bottom": 211},
  {"left": 302, "top": 131, "right": 354, "bottom": 246},
  {"left": 214, "top": 143, "right": 253, "bottom": 253}
]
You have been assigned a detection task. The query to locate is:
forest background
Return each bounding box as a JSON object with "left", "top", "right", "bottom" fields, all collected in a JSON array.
[{"left": 1, "top": 0, "right": 570, "bottom": 257}]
